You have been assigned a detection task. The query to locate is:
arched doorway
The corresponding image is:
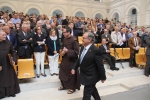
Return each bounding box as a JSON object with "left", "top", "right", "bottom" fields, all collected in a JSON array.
[
  {"left": 112, "top": 12, "right": 119, "bottom": 23},
  {"left": 75, "top": 11, "right": 85, "bottom": 17},
  {"left": 27, "top": 8, "right": 40, "bottom": 16},
  {"left": 0, "top": 6, "right": 13, "bottom": 14},
  {"left": 129, "top": 8, "right": 137, "bottom": 27},
  {"left": 52, "top": 10, "right": 63, "bottom": 17},
  {"left": 95, "top": 13, "right": 103, "bottom": 19}
]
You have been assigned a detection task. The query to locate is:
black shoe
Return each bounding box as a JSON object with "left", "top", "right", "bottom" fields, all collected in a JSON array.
[
  {"left": 145, "top": 73, "right": 149, "bottom": 77},
  {"left": 11, "top": 94, "right": 16, "bottom": 97},
  {"left": 37, "top": 75, "right": 40, "bottom": 78},
  {"left": 9, "top": 94, "right": 16, "bottom": 97},
  {"left": 41, "top": 74, "right": 47, "bottom": 77},
  {"left": 54, "top": 73, "right": 58, "bottom": 76},
  {"left": 111, "top": 67, "right": 119, "bottom": 71},
  {"left": 110, "top": 68, "right": 114, "bottom": 71}
]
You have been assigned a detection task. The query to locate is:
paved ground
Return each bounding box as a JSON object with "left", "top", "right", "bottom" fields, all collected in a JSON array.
[{"left": 72, "top": 86, "right": 150, "bottom": 100}]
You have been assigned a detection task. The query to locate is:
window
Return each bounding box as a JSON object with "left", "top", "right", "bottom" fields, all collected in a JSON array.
[{"left": 94, "top": 0, "right": 102, "bottom": 2}]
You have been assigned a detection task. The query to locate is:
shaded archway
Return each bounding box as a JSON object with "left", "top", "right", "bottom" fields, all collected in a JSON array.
[
  {"left": 52, "top": 10, "right": 63, "bottom": 17},
  {"left": 95, "top": 13, "right": 103, "bottom": 19},
  {"left": 113, "top": 13, "right": 119, "bottom": 21},
  {"left": 0, "top": 6, "right": 13, "bottom": 13},
  {"left": 75, "top": 11, "right": 85, "bottom": 17},
  {"left": 128, "top": 8, "right": 137, "bottom": 27},
  {"left": 27, "top": 8, "right": 40, "bottom": 16}
]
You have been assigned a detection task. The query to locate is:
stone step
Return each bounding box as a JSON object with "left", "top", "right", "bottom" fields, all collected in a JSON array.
[
  {"left": 43, "top": 62, "right": 133, "bottom": 76},
  {"left": 104, "top": 62, "right": 130, "bottom": 69},
  {"left": 106, "top": 67, "right": 144, "bottom": 80},
  {"left": 3, "top": 75, "right": 150, "bottom": 100},
  {"left": 19, "top": 66, "right": 144, "bottom": 92}
]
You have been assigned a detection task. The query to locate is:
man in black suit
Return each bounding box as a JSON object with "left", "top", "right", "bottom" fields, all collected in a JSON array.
[
  {"left": 17, "top": 24, "right": 33, "bottom": 58},
  {"left": 71, "top": 32, "right": 106, "bottom": 100},
  {"left": 99, "top": 38, "right": 119, "bottom": 71},
  {"left": 3, "top": 25, "right": 17, "bottom": 49},
  {"left": 62, "top": 16, "right": 69, "bottom": 26}
]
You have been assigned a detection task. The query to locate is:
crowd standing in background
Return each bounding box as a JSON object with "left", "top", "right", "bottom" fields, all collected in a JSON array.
[{"left": 0, "top": 10, "right": 150, "bottom": 99}]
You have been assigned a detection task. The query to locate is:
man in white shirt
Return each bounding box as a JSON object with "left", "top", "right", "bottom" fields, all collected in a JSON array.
[{"left": 111, "top": 26, "right": 123, "bottom": 48}]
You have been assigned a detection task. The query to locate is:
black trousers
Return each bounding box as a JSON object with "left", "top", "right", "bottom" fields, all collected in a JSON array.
[
  {"left": 83, "top": 84, "right": 101, "bottom": 100},
  {"left": 129, "top": 50, "right": 138, "bottom": 66},
  {"left": 112, "top": 44, "right": 122, "bottom": 48},
  {"left": 105, "top": 55, "right": 116, "bottom": 69},
  {"left": 19, "top": 49, "right": 31, "bottom": 59},
  {"left": 145, "top": 55, "right": 150, "bottom": 74},
  {"left": 121, "top": 42, "right": 127, "bottom": 48}
]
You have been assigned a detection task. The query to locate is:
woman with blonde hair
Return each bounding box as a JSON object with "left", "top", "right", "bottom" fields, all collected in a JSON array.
[{"left": 46, "top": 29, "right": 60, "bottom": 76}]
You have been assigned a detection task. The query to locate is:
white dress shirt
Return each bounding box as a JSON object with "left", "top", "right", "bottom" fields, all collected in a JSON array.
[
  {"left": 83, "top": 43, "right": 92, "bottom": 55},
  {"left": 7, "top": 34, "right": 10, "bottom": 41}
]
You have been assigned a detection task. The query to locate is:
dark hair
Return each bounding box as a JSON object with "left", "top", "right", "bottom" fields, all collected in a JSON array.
[
  {"left": 64, "top": 27, "right": 72, "bottom": 34},
  {"left": 68, "top": 22, "right": 74, "bottom": 25}
]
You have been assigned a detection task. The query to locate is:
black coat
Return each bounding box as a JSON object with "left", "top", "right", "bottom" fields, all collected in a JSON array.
[
  {"left": 46, "top": 37, "right": 60, "bottom": 56},
  {"left": 73, "top": 44, "right": 106, "bottom": 85},
  {"left": 62, "top": 19, "right": 69, "bottom": 26},
  {"left": 99, "top": 45, "right": 111, "bottom": 60},
  {"left": 33, "top": 34, "right": 46, "bottom": 52},
  {"left": 17, "top": 31, "right": 33, "bottom": 57}
]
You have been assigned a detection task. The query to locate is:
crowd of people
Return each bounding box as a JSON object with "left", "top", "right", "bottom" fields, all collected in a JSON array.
[{"left": 0, "top": 10, "right": 150, "bottom": 99}]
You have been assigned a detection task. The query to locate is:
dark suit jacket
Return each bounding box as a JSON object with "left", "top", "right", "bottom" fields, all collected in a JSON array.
[
  {"left": 141, "top": 33, "right": 148, "bottom": 47},
  {"left": 33, "top": 34, "right": 46, "bottom": 52},
  {"left": 96, "top": 30, "right": 103, "bottom": 43},
  {"left": 62, "top": 19, "right": 69, "bottom": 26},
  {"left": 128, "top": 37, "right": 141, "bottom": 53},
  {"left": 73, "top": 44, "right": 106, "bottom": 85},
  {"left": 46, "top": 37, "right": 60, "bottom": 56},
  {"left": 17, "top": 31, "right": 33, "bottom": 56},
  {"left": 99, "top": 45, "right": 111, "bottom": 60},
  {"left": 146, "top": 37, "right": 150, "bottom": 55},
  {"left": 6, "top": 33, "right": 17, "bottom": 48}
]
